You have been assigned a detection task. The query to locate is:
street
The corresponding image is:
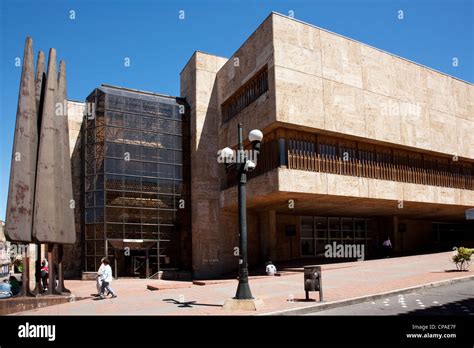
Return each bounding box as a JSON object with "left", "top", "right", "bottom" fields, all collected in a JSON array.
[{"left": 308, "top": 280, "right": 474, "bottom": 315}]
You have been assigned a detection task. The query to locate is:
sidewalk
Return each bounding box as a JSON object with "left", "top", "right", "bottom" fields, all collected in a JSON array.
[{"left": 14, "top": 251, "right": 473, "bottom": 315}]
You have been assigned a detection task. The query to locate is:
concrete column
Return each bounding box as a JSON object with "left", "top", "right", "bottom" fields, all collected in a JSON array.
[
  {"left": 259, "top": 210, "right": 276, "bottom": 262},
  {"left": 180, "top": 53, "right": 227, "bottom": 279},
  {"left": 393, "top": 216, "right": 401, "bottom": 253}
]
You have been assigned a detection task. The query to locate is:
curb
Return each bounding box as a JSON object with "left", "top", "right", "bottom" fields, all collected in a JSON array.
[{"left": 260, "top": 274, "right": 474, "bottom": 316}]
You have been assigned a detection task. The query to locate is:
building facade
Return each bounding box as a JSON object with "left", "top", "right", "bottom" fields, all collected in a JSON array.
[
  {"left": 61, "top": 13, "right": 473, "bottom": 279},
  {"left": 180, "top": 12, "right": 474, "bottom": 278},
  {"left": 78, "top": 85, "right": 191, "bottom": 278}
]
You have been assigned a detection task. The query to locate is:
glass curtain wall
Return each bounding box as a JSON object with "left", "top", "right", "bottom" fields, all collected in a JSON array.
[
  {"left": 300, "top": 216, "right": 373, "bottom": 258},
  {"left": 83, "top": 86, "right": 189, "bottom": 277}
]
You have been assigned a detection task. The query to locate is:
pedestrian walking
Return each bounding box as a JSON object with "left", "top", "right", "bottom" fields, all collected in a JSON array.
[
  {"left": 95, "top": 257, "right": 106, "bottom": 296},
  {"left": 99, "top": 258, "right": 117, "bottom": 299}
]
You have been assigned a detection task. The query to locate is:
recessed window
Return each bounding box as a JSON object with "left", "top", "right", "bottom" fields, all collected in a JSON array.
[{"left": 221, "top": 66, "right": 268, "bottom": 123}]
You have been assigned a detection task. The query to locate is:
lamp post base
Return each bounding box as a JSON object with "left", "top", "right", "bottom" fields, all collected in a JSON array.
[{"left": 222, "top": 298, "right": 264, "bottom": 311}]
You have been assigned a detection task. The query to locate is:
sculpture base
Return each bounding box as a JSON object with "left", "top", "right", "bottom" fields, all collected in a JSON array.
[{"left": 222, "top": 298, "right": 264, "bottom": 311}]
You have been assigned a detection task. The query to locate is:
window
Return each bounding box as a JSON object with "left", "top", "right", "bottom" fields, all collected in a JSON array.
[
  {"left": 106, "top": 191, "right": 123, "bottom": 206},
  {"left": 158, "top": 195, "right": 175, "bottom": 209},
  {"left": 124, "top": 144, "right": 141, "bottom": 161},
  {"left": 159, "top": 179, "right": 174, "bottom": 193},
  {"left": 159, "top": 103, "right": 174, "bottom": 118},
  {"left": 106, "top": 174, "right": 123, "bottom": 190},
  {"left": 123, "top": 176, "right": 141, "bottom": 191},
  {"left": 106, "top": 95, "right": 124, "bottom": 111},
  {"left": 142, "top": 177, "right": 158, "bottom": 192},
  {"left": 124, "top": 129, "right": 141, "bottom": 145},
  {"left": 158, "top": 149, "right": 174, "bottom": 164},
  {"left": 124, "top": 114, "right": 141, "bottom": 129},
  {"left": 142, "top": 132, "right": 158, "bottom": 147},
  {"left": 106, "top": 158, "right": 124, "bottom": 174},
  {"left": 142, "top": 162, "right": 158, "bottom": 177},
  {"left": 124, "top": 161, "right": 141, "bottom": 176},
  {"left": 157, "top": 118, "right": 174, "bottom": 134},
  {"left": 106, "top": 112, "right": 123, "bottom": 127},
  {"left": 158, "top": 134, "right": 175, "bottom": 149},
  {"left": 142, "top": 116, "right": 158, "bottom": 132},
  {"left": 221, "top": 66, "right": 268, "bottom": 123},
  {"left": 142, "top": 100, "right": 158, "bottom": 115},
  {"left": 106, "top": 127, "right": 123, "bottom": 143},
  {"left": 106, "top": 142, "right": 124, "bottom": 158},
  {"left": 159, "top": 164, "right": 175, "bottom": 179},
  {"left": 106, "top": 224, "right": 123, "bottom": 239},
  {"left": 84, "top": 88, "right": 189, "bottom": 273},
  {"left": 123, "top": 97, "right": 141, "bottom": 112}
]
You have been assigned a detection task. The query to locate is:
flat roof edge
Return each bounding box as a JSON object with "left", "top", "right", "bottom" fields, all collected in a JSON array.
[
  {"left": 100, "top": 84, "right": 179, "bottom": 99},
  {"left": 270, "top": 11, "right": 473, "bottom": 86}
]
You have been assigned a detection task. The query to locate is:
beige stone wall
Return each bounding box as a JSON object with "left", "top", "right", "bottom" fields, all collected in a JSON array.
[
  {"left": 279, "top": 168, "right": 474, "bottom": 207},
  {"left": 67, "top": 101, "right": 84, "bottom": 157},
  {"left": 216, "top": 15, "right": 277, "bottom": 149},
  {"left": 180, "top": 52, "right": 230, "bottom": 278},
  {"left": 270, "top": 13, "right": 474, "bottom": 160},
  {"left": 275, "top": 215, "right": 300, "bottom": 260},
  {"left": 220, "top": 167, "right": 473, "bottom": 210},
  {"left": 395, "top": 219, "right": 433, "bottom": 253},
  {"left": 64, "top": 100, "right": 84, "bottom": 278}
]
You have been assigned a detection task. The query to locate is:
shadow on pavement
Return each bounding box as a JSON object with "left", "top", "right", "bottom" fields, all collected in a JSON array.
[{"left": 162, "top": 298, "right": 222, "bottom": 308}]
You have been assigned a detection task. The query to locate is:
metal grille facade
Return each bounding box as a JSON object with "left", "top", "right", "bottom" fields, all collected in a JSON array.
[{"left": 83, "top": 85, "right": 190, "bottom": 276}]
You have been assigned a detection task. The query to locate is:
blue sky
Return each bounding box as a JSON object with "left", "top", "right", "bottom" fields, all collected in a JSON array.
[{"left": 0, "top": 0, "right": 473, "bottom": 219}]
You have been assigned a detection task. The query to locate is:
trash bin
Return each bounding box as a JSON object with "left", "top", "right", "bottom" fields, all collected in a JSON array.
[{"left": 304, "top": 265, "right": 323, "bottom": 301}]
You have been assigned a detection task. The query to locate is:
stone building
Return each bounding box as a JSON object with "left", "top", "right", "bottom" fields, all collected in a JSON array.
[
  {"left": 181, "top": 12, "right": 474, "bottom": 278},
  {"left": 62, "top": 12, "right": 473, "bottom": 279}
]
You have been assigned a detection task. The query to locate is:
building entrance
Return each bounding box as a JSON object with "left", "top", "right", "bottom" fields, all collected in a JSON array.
[{"left": 108, "top": 239, "right": 157, "bottom": 278}]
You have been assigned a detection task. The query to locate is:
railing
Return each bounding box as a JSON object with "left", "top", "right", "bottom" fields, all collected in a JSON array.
[
  {"left": 223, "top": 129, "right": 474, "bottom": 191},
  {"left": 287, "top": 139, "right": 474, "bottom": 190},
  {"left": 224, "top": 138, "right": 279, "bottom": 188}
]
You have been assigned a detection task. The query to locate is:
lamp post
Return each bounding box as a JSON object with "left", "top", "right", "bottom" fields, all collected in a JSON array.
[{"left": 220, "top": 124, "right": 263, "bottom": 300}]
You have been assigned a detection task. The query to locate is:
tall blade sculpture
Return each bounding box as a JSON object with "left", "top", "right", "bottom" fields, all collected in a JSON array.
[
  {"left": 5, "top": 38, "right": 76, "bottom": 297},
  {"left": 32, "top": 50, "right": 45, "bottom": 294},
  {"left": 5, "top": 37, "right": 37, "bottom": 243}
]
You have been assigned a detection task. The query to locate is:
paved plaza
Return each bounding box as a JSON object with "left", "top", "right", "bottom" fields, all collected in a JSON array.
[{"left": 13, "top": 251, "right": 474, "bottom": 315}]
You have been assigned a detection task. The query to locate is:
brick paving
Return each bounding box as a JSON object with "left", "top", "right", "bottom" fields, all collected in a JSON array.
[{"left": 13, "top": 251, "right": 473, "bottom": 315}]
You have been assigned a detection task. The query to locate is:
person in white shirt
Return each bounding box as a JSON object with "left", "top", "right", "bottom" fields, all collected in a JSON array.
[
  {"left": 99, "top": 258, "right": 117, "bottom": 299},
  {"left": 265, "top": 261, "right": 277, "bottom": 276},
  {"left": 382, "top": 237, "right": 392, "bottom": 257},
  {"left": 96, "top": 257, "right": 106, "bottom": 296}
]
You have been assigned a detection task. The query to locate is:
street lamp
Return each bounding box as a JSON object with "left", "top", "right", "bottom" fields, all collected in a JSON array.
[{"left": 221, "top": 124, "right": 263, "bottom": 300}]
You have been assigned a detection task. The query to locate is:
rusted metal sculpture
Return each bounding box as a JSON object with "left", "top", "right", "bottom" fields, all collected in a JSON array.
[{"left": 5, "top": 37, "right": 76, "bottom": 297}]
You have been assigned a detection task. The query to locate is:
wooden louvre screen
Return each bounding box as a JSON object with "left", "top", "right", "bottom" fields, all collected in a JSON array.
[{"left": 286, "top": 132, "right": 474, "bottom": 190}]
